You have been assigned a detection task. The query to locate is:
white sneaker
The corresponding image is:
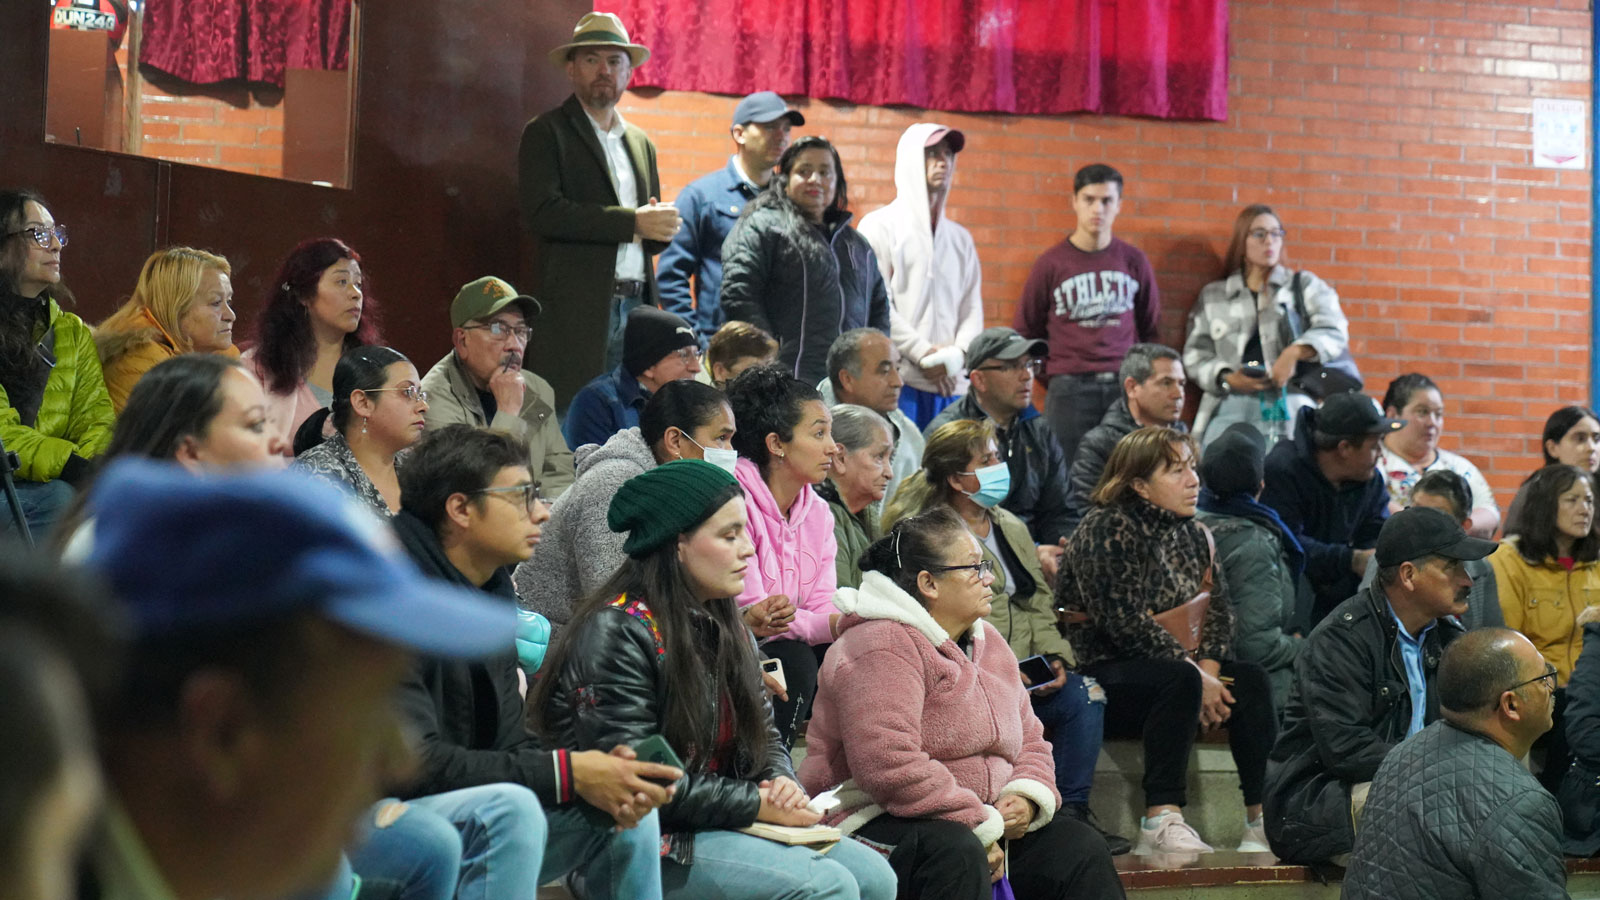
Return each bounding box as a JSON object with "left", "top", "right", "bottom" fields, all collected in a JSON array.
[
  {"left": 1134, "top": 811, "right": 1214, "bottom": 855},
  {"left": 1236, "top": 817, "right": 1271, "bottom": 853}
]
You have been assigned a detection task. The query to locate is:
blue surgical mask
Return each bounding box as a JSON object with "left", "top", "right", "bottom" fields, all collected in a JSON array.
[
  {"left": 960, "top": 462, "right": 1011, "bottom": 508},
  {"left": 684, "top": 433, "right": 738, "bottom": 475}
]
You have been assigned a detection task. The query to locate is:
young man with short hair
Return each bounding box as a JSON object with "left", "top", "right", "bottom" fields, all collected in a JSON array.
[{"left": 1013, "top": 164, "right": 1160, "bottom": 467}]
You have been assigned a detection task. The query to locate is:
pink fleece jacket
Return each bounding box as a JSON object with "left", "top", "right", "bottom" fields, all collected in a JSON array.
[
  {"left": 797, "top": 570, "right": 1060, "bottom": 845},
  {"left": 733, "top": 456, "right": 839, "bottom": 645}
]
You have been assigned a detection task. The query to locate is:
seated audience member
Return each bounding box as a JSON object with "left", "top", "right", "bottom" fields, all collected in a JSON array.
[
  {"left": 1357, "top": 469, "right": 1503, "bottom": 630},
  {"left": 1492, "top": 462, "right": 1600, "bottom": 792},
  {"left": 1378, "top": 373, "right": 1499, "bottom": 537},
  {"left": 1559, "top": 605, "right": 1600, "bottom": 855},
  {"left": 565, "top": 307, "right": 701, "bottom": 450},
  {"left": 1058, "top": 426, "right": 1276, "bottom": 855},
  {"left": 0, "top": 189, "right": 114, "bottom": 539},
  {"left": 1065, "top": 342, "right": 1187, "bottom": 534},
  {"left": 96, "top": 247, "right": 238, "bottom": 413},
  {"left": 819, "top": 403, "right": 893, "bottom": 588},
  {"left": 820, "top": 328, "right": 924, "bottom": 510},
  {"left": 886, "top": 417, "right": 1126, "bottom": 854},
  {"left": 1507, "top": 405, "right": 1600, "bottom": 535},
  {"left": 1195, "top": 423, "right": 1305, "bottom": 714},
  {"left": 0, "top": 548, "right": 117, "bottom": 900},
  {"left": 720, "top": 136, "right": 891, "bottom": 386},
  {"left": 79, "top": 461, "right": 516, "bottom": 900},
  {"left": 1261, "top": 391, "right": 1400, "bottom": 626},
  {"left": 1183, "top": 204, "right": 1350, "bottom": 445},
  {"left": 799, "top": 508, "right": 1126, "bottom": 899},
  {"left": 725, "top": 365, "right": 836, "bottom": 746},
  {"left": 1343, "top": 629, "right": 1564, "bottom": 899},
  {"left": 420, "top": 276, "right": 574, "bottom": 497},
  {"left": 702, "top": 320, "right": 777, "bottom": 389},
  {"left": 1263, "top": 507, "right": 1491, "bottom": 864},
  {"left": 392, "top": 424, "right": 677, "bottom": 899},
  {"left": 294, "top": 347, "right": 428, "bottom": 517},
  {"left": 529, "top": 460, "right": 898, "bottom": 900},
  {"left": 658, "top": 91, "right": 804, "bottom": 346},
  {"left": 927, "top": 327, "right": 1072, "bottom": 580},
  {"left": 244, "top": 238, "right": 382, "bottom": 452},
  {"left": 516, "top": 380, "right": 736, "bottom": 632}
]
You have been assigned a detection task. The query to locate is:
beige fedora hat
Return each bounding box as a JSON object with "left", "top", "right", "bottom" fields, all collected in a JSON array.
[{"left": 549, "top": 11, "right": 650, "bottom": 68}]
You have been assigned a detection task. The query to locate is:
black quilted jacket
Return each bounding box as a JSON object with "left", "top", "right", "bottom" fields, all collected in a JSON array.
[{"left": 1343, "top": 720, "right": 1567, "bottom": 899}]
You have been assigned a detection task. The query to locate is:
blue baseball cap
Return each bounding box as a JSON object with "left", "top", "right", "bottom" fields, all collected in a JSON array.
[
  {"left": 732, "top": 91, "right": 804, "bottom": 128},
  {"left": 84, "top": 460, "right": 515, "bottom": 658}
]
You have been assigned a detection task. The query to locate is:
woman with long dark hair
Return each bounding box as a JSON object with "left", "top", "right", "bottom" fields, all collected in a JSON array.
[
  {"left": 1507, "top": 406, "right": 1600, "bottom": 535},
  {"left": 293, "top": 346, "right": 429, "bottom": 517},
  {"left": 243, "top": 237, "right": 383, "bottom": 452},
  {"left": 529, "top": 459, "right": 895, "bottom": 900},
  {"left": 720, "top": 136, "right": 890, "bottom": 386},
  {"left": 0, "top": 189, "right": 114, "bottom": 538}
]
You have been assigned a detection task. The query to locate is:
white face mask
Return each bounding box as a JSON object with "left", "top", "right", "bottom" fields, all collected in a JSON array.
[{"left": 683, "top": 432, "right": 738, "bottom": 475}]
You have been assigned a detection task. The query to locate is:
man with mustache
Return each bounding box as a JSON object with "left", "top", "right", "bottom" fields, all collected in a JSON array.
[
  {"left": 420, "top": 276, "right": 575, "bottom": 498},
  {"left": 519, "top": 12, "right": 681, "bottom": 404},
  {"left": 1261, "top": 506, "right": 1497, "bottom": 865}
]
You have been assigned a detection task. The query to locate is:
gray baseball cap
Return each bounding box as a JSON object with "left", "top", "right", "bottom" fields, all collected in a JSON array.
[{"left": 965, "top": 327, "right": 1047, "bottom": 370}]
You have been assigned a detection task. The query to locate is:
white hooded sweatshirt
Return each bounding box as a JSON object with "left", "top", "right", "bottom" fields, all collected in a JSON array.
[{"left": 856, "top": 122, "right": 987, "bottom": 396}]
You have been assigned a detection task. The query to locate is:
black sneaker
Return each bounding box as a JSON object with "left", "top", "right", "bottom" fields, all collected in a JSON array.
[{"left": 1063, "top": 802, "right": 1133, "bottom": 856}]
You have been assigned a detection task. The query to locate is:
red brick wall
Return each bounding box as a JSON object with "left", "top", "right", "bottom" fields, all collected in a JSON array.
[
  {"left": 616, "top": 0, "right": 1592, "bottom": 510},
  {"left": 114, "top": 48, "right": 285, "bottom": 178}
]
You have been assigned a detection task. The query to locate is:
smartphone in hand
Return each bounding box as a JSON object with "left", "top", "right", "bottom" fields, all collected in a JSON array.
[{"left": 1018, "top": 655, "right": 1055, "bottom": 691}]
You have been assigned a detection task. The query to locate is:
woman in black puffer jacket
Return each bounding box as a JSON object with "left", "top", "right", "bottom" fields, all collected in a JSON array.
[{"left": 720, "top": 136, "right": 890, "bottom": 387}]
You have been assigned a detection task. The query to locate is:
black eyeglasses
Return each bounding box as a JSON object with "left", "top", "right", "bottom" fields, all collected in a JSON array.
[
  {"left": 929, "top": 559, "right": 995, "bottom": 580},
  {"left": 470, "top": 482, "right": 544, "bottom": 515},
  {"left": 7, "top": 225, "right": 68, "bottom": 249},
  {"left": 463, "top": 321, "right": 532, "bottom": 342},
  {"left": 1506, "top": 663, "right": 1558, "bottom": 694}
]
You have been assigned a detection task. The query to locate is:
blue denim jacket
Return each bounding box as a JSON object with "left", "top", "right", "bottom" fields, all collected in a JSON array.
[
  {"left": 562, "top": 366, "right": 648, "bottom": 450},
  {"left": 657, "top": 157, "right": 761, "bottom": 344}
]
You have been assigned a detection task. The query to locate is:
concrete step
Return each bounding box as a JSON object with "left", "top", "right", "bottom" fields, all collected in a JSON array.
[{"left": 1092, "top": 738, "right": 1251, "bottom": 851}]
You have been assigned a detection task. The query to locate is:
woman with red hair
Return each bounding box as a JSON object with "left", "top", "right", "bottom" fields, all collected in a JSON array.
[{"left": 242, "top": 238, "right": 383, "bottom": 452}]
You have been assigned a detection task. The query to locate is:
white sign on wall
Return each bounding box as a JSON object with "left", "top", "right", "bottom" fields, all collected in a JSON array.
[{"left": 1533, "top": 98, "right": 1587, "bottom": 169}]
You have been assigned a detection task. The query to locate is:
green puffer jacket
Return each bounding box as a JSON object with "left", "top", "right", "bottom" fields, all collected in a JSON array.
[
  {"left": 0, "top": 295, "right": 115, "bottom": 481},
  {"left": 820, "top": 481, "right": 877, "bottom": 590},
  {"left": 1197, "top": 510, "right": 1301, "bottom": 713},
  {"left": 981, "top": 506, "right": 1076, "bottom": 667}
]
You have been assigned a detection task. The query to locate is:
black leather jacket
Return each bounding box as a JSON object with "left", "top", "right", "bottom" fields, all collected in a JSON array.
[
  {"left": 537, "top": 596, "right": 793, "bottom": 839},
  {"left": 1263, "top": 584, "right": 1463, "bottom": 863}
]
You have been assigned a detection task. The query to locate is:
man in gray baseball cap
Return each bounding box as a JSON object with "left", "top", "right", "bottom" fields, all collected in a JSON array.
[{"left": 657, "top": 91, "right": 805, "bottom": 345}]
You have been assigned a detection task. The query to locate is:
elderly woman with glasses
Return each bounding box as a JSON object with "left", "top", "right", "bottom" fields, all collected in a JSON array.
[
  {"left": 1184, "top": 204, "right": 1351, "bottom": 446},
  {"left": 0, "top": 189, "right": 114, "bottom": 540},
  {"left": 293, "top": 346, "right": 430, "bottom": 517},
  {"left": 564, "top": 306, "right": 702, "bottom": 451}
]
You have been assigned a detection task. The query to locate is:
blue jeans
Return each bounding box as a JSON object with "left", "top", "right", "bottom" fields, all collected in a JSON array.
[
  {"left": 897, "top": 386, "right": 959, "bottom": 432},
  {"left": 603, "top": 292, "right": 645, "bottom": 374},
  {"left": 662, "top": 831, "right": 896, "bottom": 900},
  {"left": 0, "top": 478, "right": 72, "bottom": 542},
  {"left": 349, "top": 800, "right": 464, "bottom": 900},
  {"left": 1030, "top": 674, "right": 1106, "bottom": 806},
  {"left": 407, "top": 783, "right": 662, "bottom": 900}
]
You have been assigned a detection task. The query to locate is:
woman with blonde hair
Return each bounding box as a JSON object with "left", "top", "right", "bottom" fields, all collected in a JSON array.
[
  {"left": 886, "top": 418, "right": 1128, "bottom": 854},
  {"left": 96, "top": 247, "right": 238, "bottom": 412}
]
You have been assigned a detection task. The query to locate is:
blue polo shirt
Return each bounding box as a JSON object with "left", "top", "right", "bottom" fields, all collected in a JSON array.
[
  {"left": 1388, "top": 603, "right": 1435, "bottom": 737},
  {"left": 562, "top": 366, "right": 649, "bottom": 450},
  {"left": 657, "top": 157, "right": 762, "bottom": 344}
]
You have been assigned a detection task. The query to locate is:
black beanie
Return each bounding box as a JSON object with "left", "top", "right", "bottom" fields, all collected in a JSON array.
[
  {"left": 1199, "top": 423, "right": 1266, "bottom": 498},
  {"left": 623, "top": 307, "right": 698, "bottom": 377}
]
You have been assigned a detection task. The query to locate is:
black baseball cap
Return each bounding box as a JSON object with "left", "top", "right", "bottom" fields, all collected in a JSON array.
[
  {"left": 1375, "top": 506, "right": 1499, "bottom": 568},
  {"left": 965, "top": 327, "right": 1046, "bottom": 370},
  {"left": 1315, "top": 391, "right": 1404, "bottom": 438}
]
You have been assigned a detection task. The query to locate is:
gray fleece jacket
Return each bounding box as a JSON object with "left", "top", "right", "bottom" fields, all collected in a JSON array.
[{"left": 513, "top": 427, "right": 656, "bottom": 632}]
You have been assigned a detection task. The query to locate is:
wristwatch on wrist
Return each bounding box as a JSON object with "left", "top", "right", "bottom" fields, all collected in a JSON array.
[{"left": 1217, "top": 369, "right": 1233, "bottom": 394}]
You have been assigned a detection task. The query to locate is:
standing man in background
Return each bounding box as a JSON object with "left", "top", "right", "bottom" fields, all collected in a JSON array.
[
  {"left": 519, "top": 12, "right": 681, "bottom": 404},
  {"left": 1014, "top": 164, "right": 1160, "bottom": 467},
  {"left": 657, "top": 92, "right": 804, "bottom": 347},
  {"left": 857, "top": 123, "right": 985, "bottom": 431}
]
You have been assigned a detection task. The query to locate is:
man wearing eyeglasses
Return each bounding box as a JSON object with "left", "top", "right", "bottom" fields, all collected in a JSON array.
[
  {"left": 1344, "top": 628, "right": 1562, "bottom": 900},
  {"left": 1262, "top": 506, "right": 1497, "bottom": 865},
  {"left": 420, "top": 276, "right": 575, "bottom": 499},
  {"left": 391, "top": 424, "right": 682, "bottom": 898},
  {"left": 926, "top": 327, "right": 1074, "bottom": 583},
  {"left": 563, "top": 307, "right": 700, "bottom": 450}
]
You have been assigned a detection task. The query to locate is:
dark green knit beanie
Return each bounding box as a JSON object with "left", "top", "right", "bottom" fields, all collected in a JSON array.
[{"left": 608, "top": 459, "right": 741, "bottom": 558}]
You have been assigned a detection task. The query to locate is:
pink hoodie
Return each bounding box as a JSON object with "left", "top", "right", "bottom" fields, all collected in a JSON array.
[
  {"left": 733, "top": 456, "right": 839, "bottom": 646},
  {"left": 798, "top": 570, "right": 1060, "bottom": 845}
]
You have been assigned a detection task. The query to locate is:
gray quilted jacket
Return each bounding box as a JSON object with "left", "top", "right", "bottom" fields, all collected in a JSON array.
[{"left": 1343, "top": 719, "right": 1568, "bottom": 900}]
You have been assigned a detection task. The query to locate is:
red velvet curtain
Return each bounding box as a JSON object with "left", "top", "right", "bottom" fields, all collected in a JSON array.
[
  {"left": 611, "top": 0, "right": 1228, "bottom": 120},
  {"left": 140, "top": 0, "right": 352, "bottom": 88}
]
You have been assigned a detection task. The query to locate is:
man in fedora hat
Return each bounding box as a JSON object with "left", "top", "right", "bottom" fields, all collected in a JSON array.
[
  {"left": 657, "top": 91, "right": 804, "bottom": 347},
  {"left": 519, "top": 11, "right": 681, "bottom": 405}
]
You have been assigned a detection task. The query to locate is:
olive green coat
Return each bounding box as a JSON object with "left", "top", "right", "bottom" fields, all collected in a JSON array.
[{"left": 981, "top": 506, "right": 1077, "bottom": 666}]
